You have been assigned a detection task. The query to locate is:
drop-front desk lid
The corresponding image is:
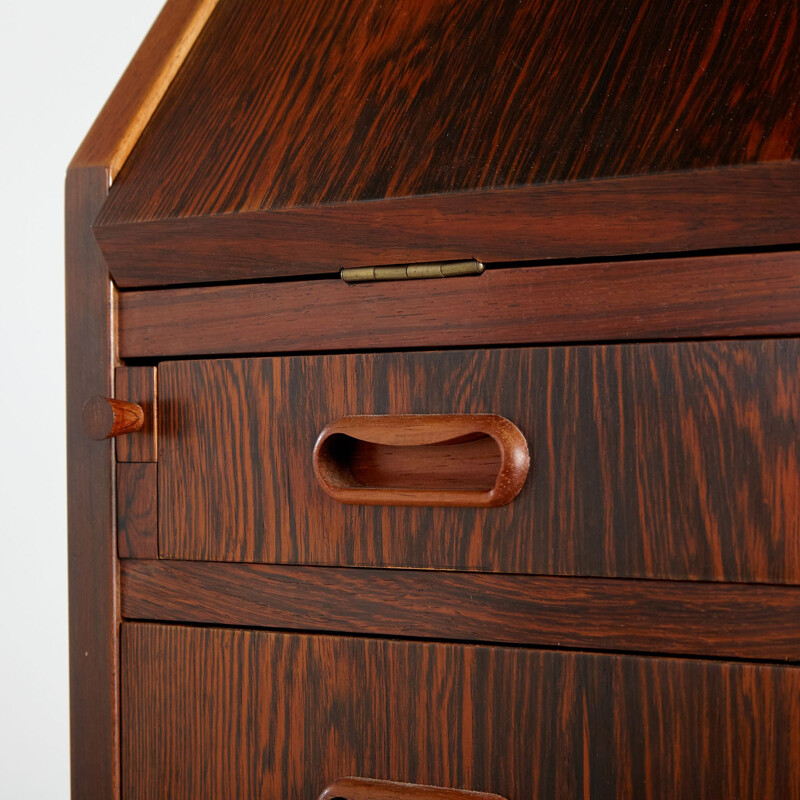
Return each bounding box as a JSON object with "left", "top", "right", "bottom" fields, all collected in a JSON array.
[{"left": 82, "top": 0, "right": 800, "bottom": 288}]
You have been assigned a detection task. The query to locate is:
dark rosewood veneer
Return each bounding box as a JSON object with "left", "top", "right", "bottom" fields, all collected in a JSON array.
[{"left": 67, "top": 0, "right": 800, "bottom": 797}]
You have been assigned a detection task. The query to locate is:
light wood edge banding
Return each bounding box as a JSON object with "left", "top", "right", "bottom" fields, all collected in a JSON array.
[{"left": 70, "top": 0, "right": 220, "bottom": 178}]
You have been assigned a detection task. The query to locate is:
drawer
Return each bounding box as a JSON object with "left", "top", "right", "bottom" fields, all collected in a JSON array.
[
  {"left": 122, "top": 623, "right": 800, "bottom": 799},
  {"left": 157, "top": 338, "right": 800, "bottom": 582}
]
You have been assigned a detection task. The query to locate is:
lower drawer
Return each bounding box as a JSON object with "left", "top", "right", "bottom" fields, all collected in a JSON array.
[{"left": 122, "top": 624, "right": 800, "bottom": 799}]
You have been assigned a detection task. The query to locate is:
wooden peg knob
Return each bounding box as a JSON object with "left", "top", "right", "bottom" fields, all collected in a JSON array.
[{"left": 82, "top": 396, "right": 144, "bottom": 440}]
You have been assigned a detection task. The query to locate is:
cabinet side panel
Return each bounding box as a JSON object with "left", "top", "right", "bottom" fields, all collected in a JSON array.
[{"left": 66, "top": 167, "right": 118, "bottom": 798}]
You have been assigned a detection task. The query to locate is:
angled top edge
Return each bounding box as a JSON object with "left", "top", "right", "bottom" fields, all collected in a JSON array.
[
  {"left": 95, "top": 0, "right": 799, "bottom": 228},
  {"left": 70, "top": 0, "right": 220, "bottom": 178}
]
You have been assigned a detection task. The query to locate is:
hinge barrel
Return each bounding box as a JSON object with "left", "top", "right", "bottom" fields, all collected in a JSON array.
[{"left": 341, "top": 259, "right": 484, "bottom": 284}]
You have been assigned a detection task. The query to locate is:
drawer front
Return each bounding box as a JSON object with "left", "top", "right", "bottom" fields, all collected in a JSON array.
[
  {"left": 122, "top": 623, "right": 800, "bottom": 799},
  {"left": 158, "top": 339, "right": 800, "bottom": 582}
]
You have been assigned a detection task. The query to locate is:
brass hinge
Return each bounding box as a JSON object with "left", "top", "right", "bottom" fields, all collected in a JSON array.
[{"left": 341, "top": 259, "right": 484, "bottom": 284}]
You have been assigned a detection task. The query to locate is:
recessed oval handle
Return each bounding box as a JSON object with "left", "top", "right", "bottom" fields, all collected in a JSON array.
[
  {"left": 313, "top": 414, "right": 529, "bottom": 507},
  {"left": 318, "top": 777, "right": 508, "bottom": 800}
]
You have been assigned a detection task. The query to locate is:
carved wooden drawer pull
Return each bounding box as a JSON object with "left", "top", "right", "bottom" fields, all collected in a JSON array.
[
  {"left": 82, "top": 396, "right": 144, "bottom": 440},
  {"left": 319, "top": 777, "right": 508, "bottom": 800},
  {"left": 313, "top": 413, "right": 529, "bottom": 507}
]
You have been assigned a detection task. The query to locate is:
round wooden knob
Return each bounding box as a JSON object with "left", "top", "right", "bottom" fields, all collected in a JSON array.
[{"left": 82, "top": 396, "right": 144, "bottom": 440}]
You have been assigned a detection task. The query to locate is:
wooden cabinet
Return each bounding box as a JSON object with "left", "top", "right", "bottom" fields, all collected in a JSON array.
[{"left": 67, "top": 1, "right": 800, "bottom": 797}]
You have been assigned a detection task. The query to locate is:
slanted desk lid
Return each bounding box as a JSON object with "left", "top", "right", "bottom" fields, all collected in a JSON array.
[{"left": 89, "top": 0, "right": 800, "bottom": 287}]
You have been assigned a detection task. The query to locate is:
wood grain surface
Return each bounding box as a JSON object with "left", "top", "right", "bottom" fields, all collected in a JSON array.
[
  {"left": 118, "top": 250, "right": 800, "bottom": 357},
  {"left": 66, "top": 167, "right": 119, "bottom": 798},
  {"left": 99, "top": 163, "right": 800, "bottom": 288},
  {"left": 120, "top": 560, "right": 800, "bottom": 661},
  {"left": 157, "top": 340, "right": 800, "bottom": 583},
  {"left": 99, "top": 0, "right": 800, "bottom": 226},
  {"left": 121, "top": 624, "right": 800, "bottom": 799},
  {"left": 115, "top": 366, "right": 157, "bottom": 462},
  {"left": 117, "top": 464, "right": 158, "bottom": 560},
  {"left": 70, "top": 0, "right": 220, "bottom": 178}
]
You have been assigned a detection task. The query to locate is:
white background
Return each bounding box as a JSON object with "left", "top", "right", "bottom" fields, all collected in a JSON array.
[{"left": 0, "top": 1, "right": 165, "bottom": 795}]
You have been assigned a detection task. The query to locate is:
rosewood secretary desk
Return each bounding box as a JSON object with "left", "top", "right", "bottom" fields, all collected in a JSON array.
[{"left": 67, "top": 1, "right": 800, "bottom": 797}]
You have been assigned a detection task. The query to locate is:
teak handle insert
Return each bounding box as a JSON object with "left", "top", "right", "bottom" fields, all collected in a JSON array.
[
  {"left": 319, "top": 778, "right": 508, "bottom": 800},
  {"left": 82, "top": 396, "right": 144, "bottom": 440},
  {"left": 313, "top": 414, "right": 529, "bottom": 507}
]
